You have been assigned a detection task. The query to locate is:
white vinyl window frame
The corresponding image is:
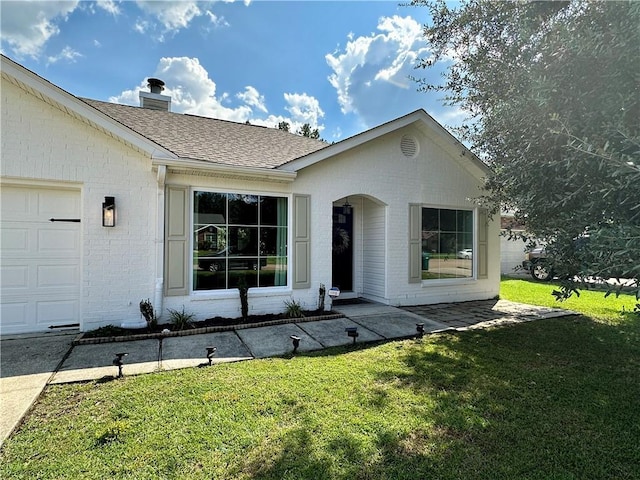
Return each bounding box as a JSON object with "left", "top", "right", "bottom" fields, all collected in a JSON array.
[
  {"left": 410, "top": 204, "right": 483, "bottom": 285},
  {"left": 190, "top": 188, "right": 292, "bottom": 294}
]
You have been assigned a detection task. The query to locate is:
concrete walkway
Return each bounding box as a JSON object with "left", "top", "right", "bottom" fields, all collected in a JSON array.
[{"left": 0, "top": 299, "right": 577, "bottom": 446}]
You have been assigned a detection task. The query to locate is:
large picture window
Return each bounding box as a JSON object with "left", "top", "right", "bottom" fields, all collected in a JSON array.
[
  {"left": 193, "top": 191, "right": 288, "bottom": 290},
  {"left": 422, "top": 208, "right": 473, "bottom": 280}
]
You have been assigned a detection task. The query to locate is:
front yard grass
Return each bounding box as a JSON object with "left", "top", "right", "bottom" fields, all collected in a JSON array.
[
  {"left": 501, "top": 276, "right": 638, "bottom": 322},
  {"left": 1, "top": 281, "right": 639, "bottom": 479}
]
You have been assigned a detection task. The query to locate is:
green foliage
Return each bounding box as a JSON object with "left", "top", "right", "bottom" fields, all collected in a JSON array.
[
  {"left": 277, "top": 120, "right": 321, "bottom": 139},
  {"left": 94, "top": 420, "right": 130, "bottom": 446},
  {"left": 413, "top": 0, "right": 640, "bottom": 297},
  {"left": 297, "top": 123, "right": 321, "bottom": 139},
  {"left": 283, "top": 298, "right": 304, "bottom": 318},
  {"left": 166, "top": 306, "right": 195, "bottom": 330},
  {"left": 237, "top": 276, "right": 249, "bottom": 321},
  {"left": 139, "top": 299, "right": 157, "bottom": 329},
  {"left": 276, "top": 120, "right": 290, "bottom": 132}
]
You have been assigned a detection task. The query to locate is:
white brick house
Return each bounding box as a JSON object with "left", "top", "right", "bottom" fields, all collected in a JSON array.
[{"left": 0, "top": 55, "right": 500, "bottom": 335}]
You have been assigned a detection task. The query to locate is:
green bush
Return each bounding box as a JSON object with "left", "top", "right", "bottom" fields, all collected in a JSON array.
[
  {"left": 167, "top": 306, "right": 195, "bottom": 330},
  {"left": 283, "top": 298, "right": 304, "bottom": 318}
]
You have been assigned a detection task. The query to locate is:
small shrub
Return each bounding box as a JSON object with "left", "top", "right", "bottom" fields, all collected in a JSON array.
[
  {"left": 318, "top": 283, "right": 326, "bottom": 311},
  {"left": 139, "top": 299, "right": 157, "bottom": 329},
  {"left": 84, "top": 325, "right": 126, "bottom": 338},
  {"left": 167, "top": 306, "right": 195, "bottom": 330},
  {"left": 284, "top": 298, "right": 304, "bottom": 319},
  {"left": 238, "top": 276, "right": 249, "bottom": 321}
]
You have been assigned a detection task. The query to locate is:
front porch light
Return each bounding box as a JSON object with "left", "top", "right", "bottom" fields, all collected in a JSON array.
[
  {"left": 342, "top": 197, "right": 352, "bottom": 215},
  {"left": 102, "top": 196, "right": 116, "bottom": 227}
]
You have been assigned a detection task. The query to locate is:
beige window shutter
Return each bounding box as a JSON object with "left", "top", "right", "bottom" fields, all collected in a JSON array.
[
  {"left": 292, "top": 194, "right": 311, "bottom": 289},
  {"left": 165, "top": 186, "right": 189, "bottom": 296},
  {"left": 408, "top": 203, "right": 422, "bottom": 283},
  {"left": 477, "top": 208, "right": 489, "bottom": 279}
]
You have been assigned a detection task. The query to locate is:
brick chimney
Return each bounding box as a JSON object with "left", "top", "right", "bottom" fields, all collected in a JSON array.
[{"left": 139, "top": 78, "right": 171, "bottom": 112}]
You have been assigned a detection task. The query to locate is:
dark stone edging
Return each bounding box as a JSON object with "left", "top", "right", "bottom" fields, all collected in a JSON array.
[{"left": 73, "top": 313, "right": 345, "bottom": 345}]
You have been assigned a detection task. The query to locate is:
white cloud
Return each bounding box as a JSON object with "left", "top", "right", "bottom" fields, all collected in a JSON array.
[
  {"left": 0, "top": 1, "right": 79, "bottom": 58},
  {"left": 284, "top": 93, "right": 324, "bottom": 128},
  {"left": 250, "top": 93, "right": 325, "bottom": 133},
  {"left": 135, "top": 1, "right": 202, "bottom": 39},
  {"left": 326, "top": 15, "right": 433, "bottom": 128},
  {"left": 134, "top": 19, "right": 149, "bottom": 34},
  {"left": 236, "top": 86, "right": 267, "bottom": 113},
  {"left": 110, "top": 56, "right": 325, "bottom": 133},
  {"left": 81, "top": 0, "right": 120, "bottom": 16},
  {"left": 46, "top": 45, "right": 82, "bottom": 64},
  {"left": 95, "top": 0, "right": 120, "bottom": 16},
  {"left": 205, "top": 10, "right": 229, "bottom": 28},
  {"left": 433, "top": 106, "right": 469, "bottom": 126},
  {"left": 111, "top": 56, "right": 252, "bottom": 123}
]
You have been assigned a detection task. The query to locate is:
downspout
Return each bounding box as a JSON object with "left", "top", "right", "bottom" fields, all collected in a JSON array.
[{"left": 155, "top": 165, "right": 167, "bottom": 319}]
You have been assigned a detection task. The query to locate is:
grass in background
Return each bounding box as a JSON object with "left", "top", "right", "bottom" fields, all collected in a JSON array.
[
  {"left": 500, "top": 277, "right": 638, "bottom": 322},
  {"left": 1, "top": 280, "right": 639, "bottom": 479}
]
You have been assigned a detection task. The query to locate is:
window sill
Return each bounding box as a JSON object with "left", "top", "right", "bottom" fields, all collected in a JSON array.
[
  {"left": 190, "top": 286, "right": 292, "bottom": 301},
  {"left": 421, "top": 277, "right": 476, "bottom": 287}
]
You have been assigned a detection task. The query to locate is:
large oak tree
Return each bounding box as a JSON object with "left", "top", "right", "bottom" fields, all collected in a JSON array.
[{"left": 412, "top": 0, "right": 639, "bottom": 299}]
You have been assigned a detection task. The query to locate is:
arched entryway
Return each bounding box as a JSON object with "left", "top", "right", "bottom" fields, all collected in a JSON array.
[{"left": 332, "top": 195, "right": 387, "bottom": 301}]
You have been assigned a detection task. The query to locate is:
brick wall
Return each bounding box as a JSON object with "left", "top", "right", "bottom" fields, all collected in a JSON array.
[
  {"left": 2, "top": 76, "right": 499, "bottom": 332},
  {"left": 293, "top": 126, "right": 501, "bottom": 306},
  {"left": 2, "top": 80, "right": 159, "bottom": 331}
]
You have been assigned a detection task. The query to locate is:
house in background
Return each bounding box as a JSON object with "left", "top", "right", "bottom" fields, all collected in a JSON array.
[
  {"left": 0, "top": 54, "right": 500, "bottom": 335},
  {"left": 500, "top": 212, "right": 529, "bottom": 275}
]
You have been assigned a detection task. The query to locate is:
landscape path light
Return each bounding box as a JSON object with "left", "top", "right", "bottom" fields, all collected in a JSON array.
[
  {"left": 206, "top": 346, "right": 217, "bottom": 366},
  {"left": 290, "top": 335, "right": 301, "bottom": 354},
  {"left": 113, "top": 352, "right": 128, "bottom": 378},
  {"left": 345, "top": 327, "right": 359, "bottom": 344}
]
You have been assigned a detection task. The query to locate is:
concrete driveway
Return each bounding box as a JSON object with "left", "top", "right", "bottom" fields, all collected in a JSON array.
[{"left": 1, "top": 331, "right": 75, "bottom": 445}]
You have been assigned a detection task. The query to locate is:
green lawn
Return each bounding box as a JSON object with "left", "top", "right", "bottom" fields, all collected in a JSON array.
[
  {"left": 1, "top": 281, "right": 639, "bottom": 479},
  {"left": 501, "top": 277, "right": 638, "bottom": 322}
]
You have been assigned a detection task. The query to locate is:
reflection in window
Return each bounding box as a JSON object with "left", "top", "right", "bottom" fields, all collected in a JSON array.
[
  {"left": 193, "top": 191, "right": 287, "bottom": 290},
  {"left": 422, "top": 208, "right": 473, "bottom": 280}
]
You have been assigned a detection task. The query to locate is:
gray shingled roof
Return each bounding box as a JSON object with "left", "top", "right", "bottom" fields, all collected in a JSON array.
[{"left": 81, "top": 98, "right": 328, "bottom": 169}]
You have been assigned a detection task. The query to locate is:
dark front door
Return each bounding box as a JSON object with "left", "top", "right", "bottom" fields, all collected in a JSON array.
[{"left": 332, "top": 206, "right": 353, "bottom": 291}]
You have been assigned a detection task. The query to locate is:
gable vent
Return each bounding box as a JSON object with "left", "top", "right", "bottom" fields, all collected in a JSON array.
[{"left": 400, "top": 135, "right": 419, "bottom": 158}]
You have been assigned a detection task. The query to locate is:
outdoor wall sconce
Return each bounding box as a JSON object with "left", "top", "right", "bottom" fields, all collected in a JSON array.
[
  {"left": 290, "top": 335, "right": 301, "bottom": 353},
  {"left": 206, "top": 346, "right": 217, "bottom": 366},
  {"left": 345, "top": 327, "right": 359, "bottom": 344},
  {"left": 342, "top": 197, "right": 352, "bottom": 215},
  {"left": 112, "top": 352, "right": 128, "bottom": 378},
  {"left": 416, "top": 323, "right": 425, "bottom": 338},
  {"left": 102, "top": 196, "right": 116, "bottom": 227}
]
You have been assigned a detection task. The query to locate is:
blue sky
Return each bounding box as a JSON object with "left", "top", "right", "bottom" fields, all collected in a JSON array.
[{"left": 0, "top": 1, "right": 463, "bottom": 141}]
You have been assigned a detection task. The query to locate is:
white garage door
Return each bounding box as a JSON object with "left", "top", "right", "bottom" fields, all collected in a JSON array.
[{"left": 1, "top": 185, "right": 81, "bottom": 335}]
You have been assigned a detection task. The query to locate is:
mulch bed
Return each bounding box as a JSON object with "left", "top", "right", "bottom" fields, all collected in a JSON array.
[{"left": 74, "top": 310, "right": 343, "bottom": 345}]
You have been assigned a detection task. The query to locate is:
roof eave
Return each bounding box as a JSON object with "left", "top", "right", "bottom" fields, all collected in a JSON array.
[
  {"left": 152, "top": 157, "right": 297, "bottom": 183},
  {"left": 279, "top": 109, "right": 490, "bottom": 177}
]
